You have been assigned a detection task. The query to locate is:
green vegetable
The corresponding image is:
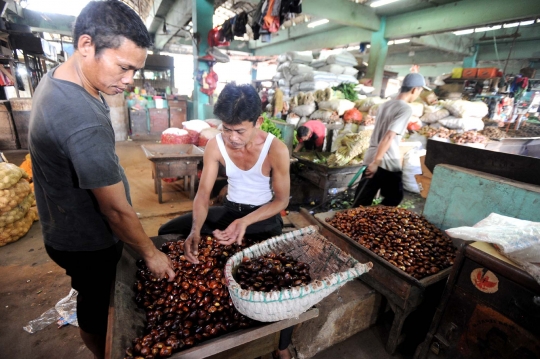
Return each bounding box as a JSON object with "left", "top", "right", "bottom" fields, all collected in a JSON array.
[
  {"left": 332, "top": 83, "right": 358, "bottom": 102},
  {"left": 260, "top": 113, "right": 284, "bottom": 141}
]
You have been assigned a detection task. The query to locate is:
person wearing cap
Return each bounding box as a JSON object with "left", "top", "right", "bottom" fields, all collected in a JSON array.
[
  {"left": 294, "top": 119, "right": 326, "bottom": 152},
  {"left": 353, "top": 73, "right": 430, "bottom": 207}
]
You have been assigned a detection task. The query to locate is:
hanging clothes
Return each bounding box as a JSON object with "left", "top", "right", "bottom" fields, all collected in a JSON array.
[
  {"left": 233, "top": 12, "right": 248, "bottom": 37},
  {"left": 263, "top": 0, "right": 280, "bottom": 33}
]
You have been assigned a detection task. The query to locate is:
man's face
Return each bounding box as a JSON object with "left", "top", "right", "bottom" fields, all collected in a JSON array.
[
  {"left": 83, "top": 37, "right": 147, "bottom": 96},
  {"left": 221, "top": 118, "right": 261, "bottom": 149}
]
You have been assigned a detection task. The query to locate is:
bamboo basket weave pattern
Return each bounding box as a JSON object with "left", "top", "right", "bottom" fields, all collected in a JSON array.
[{"left": 225, "top": 226, "right": 372, "bottom": 322}]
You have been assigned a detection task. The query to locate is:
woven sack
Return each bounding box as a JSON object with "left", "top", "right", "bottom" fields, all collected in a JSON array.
[{"left": 225, "top": 226, "right": 372, "bottom": 322}]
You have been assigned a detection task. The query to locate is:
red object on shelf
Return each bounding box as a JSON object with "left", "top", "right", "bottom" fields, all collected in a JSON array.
[
  {"left": 477, "top": 68, "right": 498, "bottom": 79},
  {"left": 462, "top": 68, "right": 478, "bottom": 78}
]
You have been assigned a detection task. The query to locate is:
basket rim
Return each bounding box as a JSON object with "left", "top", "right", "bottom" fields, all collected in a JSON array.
[{"left": 225, "top": 226, "right": 372, "bottom": 303}]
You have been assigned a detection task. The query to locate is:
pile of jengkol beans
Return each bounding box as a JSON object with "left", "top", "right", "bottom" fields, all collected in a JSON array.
[
  {"left": 235, "top": 253, "right": 311, "bottom": 292},
  {"left": 125, "top": 237, "right": 253, "bottom": 359},
  {"left": 326, "top": 206, "right": 456, "bottom": 280}
]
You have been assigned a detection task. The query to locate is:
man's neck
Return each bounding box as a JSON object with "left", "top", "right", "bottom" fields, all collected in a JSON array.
[{"left": 397, "top": 92, "right": 414, "bottom": 103}]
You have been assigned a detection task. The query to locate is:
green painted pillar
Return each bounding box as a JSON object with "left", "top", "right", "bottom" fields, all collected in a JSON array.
[
  {"left": 192, "top": 0, "right": 214, "bottom": 120},
  {"left": 366, "top": 17, "right": 388, "bottom": 97}
]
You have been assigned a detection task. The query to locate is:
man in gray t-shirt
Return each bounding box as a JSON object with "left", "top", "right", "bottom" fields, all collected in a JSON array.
[
  {"left": 28, "top": 2, "right": 175, "bottom": 358},
  {"left": 353, "top": 73, "right": 429, "bottom": 207}
]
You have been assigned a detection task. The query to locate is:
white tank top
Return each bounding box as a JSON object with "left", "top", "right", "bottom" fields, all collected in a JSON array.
[{"left": 216, "top": 133, "right": 275, "bottom": 206}]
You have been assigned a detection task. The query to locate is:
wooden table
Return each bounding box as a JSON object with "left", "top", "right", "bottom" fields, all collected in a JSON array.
[
  {"left": 105, "top": 234, "right": 319, "bottom": 359},
  {"left": 141, "top": 144, "right": 204, "bottom": 203},
  {"left": 305, "top": 209, "right": 452, "bottom": 354}
]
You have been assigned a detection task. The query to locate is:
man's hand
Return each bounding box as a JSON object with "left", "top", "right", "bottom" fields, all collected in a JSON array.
[
  {"left": 365, "top": 161, "right": 379, "bottom": 178},
  {"left": 214, "top": 219, "right": 248, "bottom": 245},
  {"left": 143, "top": 249, "right": 176, "bottom": 282},
  {"left": 184, "top": 231, "right": 201, "bottom": 264}
]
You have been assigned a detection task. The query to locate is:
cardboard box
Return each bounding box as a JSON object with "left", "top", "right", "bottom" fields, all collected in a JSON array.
[
  {"left": 415, "top": 174, "right": 432, "bottom": 199},
  {"left": 419, "top": 155, "right": 433, "bottom": 178},
  {"left": 477, "top": 67, "right": 498, "bottom": 79}
]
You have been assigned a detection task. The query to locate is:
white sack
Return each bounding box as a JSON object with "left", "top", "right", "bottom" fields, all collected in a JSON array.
[
  {"left": 438, "top": 116, "right": 485, "bottom": 131},
  {"left": 318, "top": 99, "right": 355, "bottom": 116},
  {"left": 443, "top": 100, "right": 489, "bottom": 118},
  {"left": 402, "top": 149, "right": 426, "bottom": 193},
  {"left": 319, "top": 64, "right": 345, "bottom": 75}
]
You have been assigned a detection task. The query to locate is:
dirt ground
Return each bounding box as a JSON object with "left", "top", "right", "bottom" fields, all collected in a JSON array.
[{"left": 0, "top": 142, "right": 192, "bottom": 359}]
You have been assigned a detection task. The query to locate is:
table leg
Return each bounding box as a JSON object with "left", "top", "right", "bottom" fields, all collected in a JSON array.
[
  {"left": 386, "top": 303, "right": 415, "bottom": 354},
  {"left": 190, "top": 175, "right": 196, "bottom": 199},
  {"left": 157, "top": 174, "right": 163, "bottom": 204}
]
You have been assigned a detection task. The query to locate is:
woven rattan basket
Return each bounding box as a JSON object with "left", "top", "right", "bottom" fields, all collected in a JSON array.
[{"left": 224, "top": 226, "right": 372, "bottom": 322}]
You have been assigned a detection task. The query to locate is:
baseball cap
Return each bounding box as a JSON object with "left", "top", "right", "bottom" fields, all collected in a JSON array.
[{"left": 402, "top": 73, "right": 431, "bottom": 91}]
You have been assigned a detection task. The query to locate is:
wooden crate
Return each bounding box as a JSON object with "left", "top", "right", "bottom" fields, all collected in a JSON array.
[{"left": 105, "top": 234, "right": 318, "bottom": 359}]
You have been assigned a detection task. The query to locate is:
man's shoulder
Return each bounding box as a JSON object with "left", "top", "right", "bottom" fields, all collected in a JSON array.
[{"left": 268, "top": 135, "right": 289, "bottom": 161}]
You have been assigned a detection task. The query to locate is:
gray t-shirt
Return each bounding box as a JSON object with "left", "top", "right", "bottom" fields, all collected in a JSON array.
[
  {"left": 363, "top": 99, "right": 412, "bottom": 172},
  {"left": 28, "top": 68, "right": 131, "bottom": 251}
]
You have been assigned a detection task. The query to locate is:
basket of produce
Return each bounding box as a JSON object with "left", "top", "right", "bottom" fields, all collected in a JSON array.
[{"left": 224, "top": 226, "right": 372, "bottom": 322}]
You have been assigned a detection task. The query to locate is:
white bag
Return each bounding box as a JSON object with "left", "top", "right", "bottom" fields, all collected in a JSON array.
[
  {"left": 289, "top": 63, "right": 314, "bottom": 76},
  {"left": 290, "top": 74, "right": 306, "bottom": 85},
  {"left": 446, "top": 213, "right": 540, "bottom": 284},
  {"left": 319, "top": 64, "right": 345, "bottom": 75},
  {"left": 337, "top": 74, "right": 359, "bottom": 84},
  {"left": 293, "top": 103, "right": 316, "bottom": 117},
  {"left": 402, "top": 149, "right": 426, "bottom": 193},
  {"left": 310, "top": 59, "right": 327, "bottom": 68},
  {"left": 326, "top": 52, "right": 358, "bottom": 67},
  {"left": 286, "top": 51, "right": 314, "bottom": 64},
  {"left": 318, "top": 99, "right": 355, "bottom": 116},
  {"left": 421, "top": 108, "right": 450, "bottom": 123},
  {"left": 299, "top": 81, "right": 330, "bottom": 92},
  {"left": 342, "top": 66, "right": 359, "bottom": 76},
  {"left": 443, "top": 100, "right": 488, "bottom": 118},
  {"left": 438, "top": 116, "right": 485, "bottom": 131},
  {"left": 409, "top": 102, "right": 424, "bottom": 118},
  {"left": 355, "top": 97, "right": 384, "bottom": 112}
]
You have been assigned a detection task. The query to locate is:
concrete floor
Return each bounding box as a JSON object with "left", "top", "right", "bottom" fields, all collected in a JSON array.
[{"left": 0, "top": 141, "right": 426, "bottom": 359}]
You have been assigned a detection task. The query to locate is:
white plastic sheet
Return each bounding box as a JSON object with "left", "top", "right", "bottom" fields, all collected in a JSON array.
[
  {"left": 446, "top": 214, "right": 540, "bottom": 284},
  {"left": 23, "top": 289, "right": 79, "bottom": 333}
]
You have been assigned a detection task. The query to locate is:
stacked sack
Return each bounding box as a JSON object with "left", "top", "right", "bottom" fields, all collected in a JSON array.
[
  {"left": 311, "top": 51, "right": 359, "bottom": 86},
  {"left": 0, "top": 162, "right": 39, "bottom": 247},
  {"left": 273, "top": 51, "right": 314, "bottom": 98}
]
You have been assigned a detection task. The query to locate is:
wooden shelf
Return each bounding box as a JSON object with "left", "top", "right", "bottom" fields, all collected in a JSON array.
[{"left": 444, "top": 77, "right": 500, "bottom": 83}]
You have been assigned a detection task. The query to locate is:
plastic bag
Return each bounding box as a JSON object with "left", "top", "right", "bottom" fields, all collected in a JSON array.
[
  {"left": 446, "top": 214, "right": 540, "bottom": 283},
  {"left": 23, "top": 289, "right": 78, "bottom": 333}
]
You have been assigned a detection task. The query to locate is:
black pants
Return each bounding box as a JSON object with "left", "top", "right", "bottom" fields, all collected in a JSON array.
[
  {"left": 159, "top": 198, "right": 283, "bottom": 240},
  {"left": 45, "top": 241, "right": 124, "bottom": 335},
  {"left": 159, "top": 198, "right": 292, "bottom": 350},
  {"left": 353, "top": 167, "right": 404, "bottom": 207}
]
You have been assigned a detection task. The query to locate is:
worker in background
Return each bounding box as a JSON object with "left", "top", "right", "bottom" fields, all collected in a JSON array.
[
  {"left": 28, "top": 2, "right": 175, "bottom": 358},
  {"left": 353, "top": 73, "right": 430, "bottom": 207},
  {"left": 294, "top": 119, "right": 326, "bottom": 152},
  {"left": 159, "top": 83, "right": 293, "bottom": 359}
]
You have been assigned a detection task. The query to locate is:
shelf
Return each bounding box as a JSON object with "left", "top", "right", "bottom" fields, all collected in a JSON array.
[{"left": 444, "top": 77, "right": 500, "bottom": 83}]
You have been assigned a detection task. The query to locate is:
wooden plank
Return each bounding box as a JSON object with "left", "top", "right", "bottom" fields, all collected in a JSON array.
[
  {"left": 423, "top": 164, "right": 540, "bottom": 231},
  {"left": 287, "top": 211, "right": 316, "bottom": 230},
  {"left": 425, "top": 139, "right": 540, "bottom": 186},
  {"left": 207, "top": 333, "right": 279, "bottom": 359},
  {"left": 173, "top": 309, "right": 318, "bottom": 359},
  {"left": 106, "top": 233, "right": 319, "bottom": 359}
]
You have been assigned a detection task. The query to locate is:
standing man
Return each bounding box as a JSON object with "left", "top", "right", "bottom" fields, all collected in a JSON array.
[
  {"left": 28, "top": 2, "right": 175, "bottom": 358},
  {"left": 353, "top": 73, "right": 430, "bottom": 207},
  {"left": 294, "top": 119, "right": 326, "bottom": 152},
  {"left": 159, "top": 83, "right": 293, "bottom": 359}
]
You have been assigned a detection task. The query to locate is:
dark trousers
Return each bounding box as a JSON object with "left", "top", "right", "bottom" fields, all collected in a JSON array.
[
  {"left": 158, "top": 198, "right": 292, "bottom": 350},
  {"left": 45, "top": 241, "right": 124, "bottom": 335},
  {"left": 159, "top": 198, "right": 283, "bottom": 240},
  {"left": 353, "top": 167, "right": 404, "bottom": 207}
]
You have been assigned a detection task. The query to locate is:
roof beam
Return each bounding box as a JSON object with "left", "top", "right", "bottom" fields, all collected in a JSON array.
[
  {"left": 411, "top": 33, "right": 473, "bottom": 55},
  {"left": 153, "top": 0, "right": 192, "bottom": 50},
  {"left": 472, "top": 25, "right": 540, "bottom": 45},
  {"left": 253, "top": 26, "right": 372, "bottom": 56},
  {"left": 249, "top": 21, "right": 343, "bottom": 49},
  {"left": 302, "top": 0, "right": 380, "bottom": 32},
  {"left": 385, "top": 40, "right": 540, "bottom": 66},
  {"left": 386, "top": 0, "right": 540, "bottom": 39},
  {"left": 10, "top": 9, "right": 75, "bottom": 35}
]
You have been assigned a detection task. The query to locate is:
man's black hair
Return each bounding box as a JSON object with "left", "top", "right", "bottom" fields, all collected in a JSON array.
[
  {"left": 73, "top": 0, "right": 152, "bottom": 55},
  {"left": 214, "top": 83, "right": 262, "bottom": 125},
  {"left": 297, "top": 126, "right": 310, "bottom": 138},
  {"left": 400, "top": 86, "right": 414, "bottom": 93}
]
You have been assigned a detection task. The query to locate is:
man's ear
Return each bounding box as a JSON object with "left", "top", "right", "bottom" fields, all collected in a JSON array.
[
  {"left": 255, "top": 116, "right": 264, "bottom": 128},
  {"left": 77, "top": 34, "right": 95, "bottom": 58}
]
